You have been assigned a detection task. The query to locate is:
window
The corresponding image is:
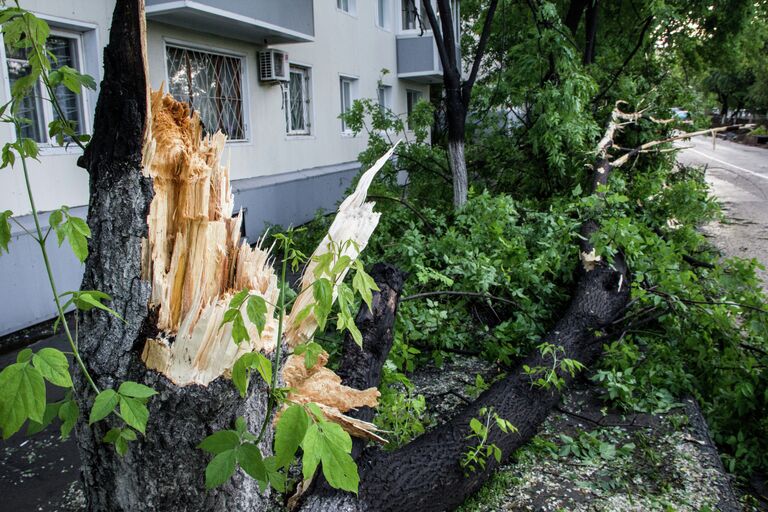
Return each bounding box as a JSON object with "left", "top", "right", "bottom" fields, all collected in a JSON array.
[
  {"left": 285, "top": 66, "right": 311, "bottom": 135},
  {"left": 401, "top": 0, "right": 419, "bottom": 30},
  {"left": 406, "top": 89, "right": 423, "bottom": 130},
  {"left": 377, "top": 0, "right": 391, "bottom": 29},
  {"left": 166, "top": 45, "right": 246, "bottom": 141},
  {"left": 339, "top": 76, "right": 357, "bottom": 133},
  {"left": 337, "top": 0, "right": 356, "bottom": 15},
  {"left": 4, "top": 31, "right": 86, "bottom": 143},
  {"left": 377, "top": 84, "right": 392, "bottom": 112}
]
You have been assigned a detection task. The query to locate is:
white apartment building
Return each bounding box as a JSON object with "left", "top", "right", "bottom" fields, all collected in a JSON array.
[{"left": 0, "top": 0, "right": 457, "bottom": 335}]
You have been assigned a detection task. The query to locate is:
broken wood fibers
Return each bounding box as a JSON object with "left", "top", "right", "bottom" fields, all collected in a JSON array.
[{"left": 140, "top": 90, "right": 393, "bottom": 441}]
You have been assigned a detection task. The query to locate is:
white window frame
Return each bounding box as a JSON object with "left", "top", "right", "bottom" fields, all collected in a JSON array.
[
  {"left": 376, "top": 0, "right": 393, "bottom": 31},
  {"left": 285, "top": 65, "right": 312, "bottom": 136},
  {"left": 339, "top": 75, "right": 358, "bottom": 135},
  {"left": 162, "top": 39, "right": 250, "bottom": 143},
  {"left": 377, "top": 84, "right": 392, "bottom": 112},
  {"left": 399, "top": 0, "right": 426, "bottom": 33},
  {"left": 337, "top": 0, "right": 357, "bottom": 16},
  {"left": 0, "top": 27, "right": 91, "bottom": 151},
  {"left": 406, "top": 89, "right": 423, "bottom": 130}
]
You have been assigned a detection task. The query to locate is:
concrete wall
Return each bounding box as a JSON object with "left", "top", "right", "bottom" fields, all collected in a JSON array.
[{"left": 0, "top": 0, "right": 433, "bottom": 335}]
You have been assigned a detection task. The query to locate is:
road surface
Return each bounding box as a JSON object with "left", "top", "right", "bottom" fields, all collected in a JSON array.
[{"left": 677, "top": 136, "right": 768, "bottom": 286}]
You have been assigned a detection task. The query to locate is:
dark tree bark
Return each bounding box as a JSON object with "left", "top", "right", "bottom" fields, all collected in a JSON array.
[
  {"left": 583, "top": 0, "right": 599, "bottom": 65},
  {"left": 564, "top": 0, "right": 588, "bottom": 35},
  {"left": 417, "top": 0, "right": 500, "bottom": 208},
  {"left": 301, "top": 263, "right": 628, "bottom": 512},
  {"left": 74, "top": 1, "right": 272, "bottom": 510},
  {"left": 335, "top": 263, "right": 406, "bottom": 459}
]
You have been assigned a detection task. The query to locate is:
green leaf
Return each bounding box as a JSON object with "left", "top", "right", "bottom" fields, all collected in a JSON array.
[
  {"left": 229, "top": 289, "right": 249, "bottom": 309},
  {"left": 301, "top": 418, "right": 358, "bottom": 493},
  {"left": 0, "top": 362, "right": 46, "bottom": 437},
  {"left": 293, "top": 304, "right": 313, "bottom": 325},
  {"left": 205, "top": 449, "right": 237, "bottom": 489},
  {"left": 313, "top": 252, "right": 334, "bottom": 278},
  {"left": 68, "top": 216, "right": 91, "bottom": 237},
  {"left": 274, "top": 404, "right": 309, "bottom": 468},
  {"left": 115, "top": 436, "right": 129, "bottom": 456},
  {"left": 316, "top": 422, "right": 359, "bottom": 493},
  {"left": 238, "top": 443, "right": 267, "bottom": 483},
  {"left": 89, "top": 389, "right": 118, "bottom": 424},
  {"left": 246, "top": 295, "right": 268, "bottom": 336},
  {"left": 232, "top": 313, "right": 249, "bottom": 344},
  {"left": 264, "top": 456, "right": 287, "bottom": 492},
  {"left": 26, "top": 401, "right": 61, "bottom": 435},
  {"left": 103, "top": 427, "right": 122, "bottom": 444},
  {"left": 118, "top": 381, "right": 157, "bottom": 399},
  {"left": 119, "top": 396, "right": 149, "bottom": 435},
  {"left": 313, "top": 278, "right": 333, "bottom": 330},
  {"left": 301, "top": 423, "right": 323, "bottom": 481},
  {"left": 58, "top": 398, "right": 79, "bottom": 439},
  {"left": 20, "top": 137, "right": 39, "bottom": 160},
  {"left": 231, "top": 352, "right": 273, "bottom": 398},
  {"left": 198, "top": 430, "right": 240, "bottom": 455},
  {"left": 352, "top": 266, "right": 379, "bottom": 311},
  {"left": 469, "top": 417, "right": 483, "bottom": 436},
  {"left": 17, "top": 348, "right": 33, "bottom": 363},
  {"left": 295, "top": 341, "right": 324, "bottom": 370},
  {"left": 32, "top": 348, "right": 72, "bottom": 387},
  {"left": 0, "top": 210, "right": 12, "bottom": 255}
]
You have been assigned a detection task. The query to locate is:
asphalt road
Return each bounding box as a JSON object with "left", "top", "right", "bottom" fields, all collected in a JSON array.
[{"left": 677, "top": 136, "right": 768, "bottom": 286}]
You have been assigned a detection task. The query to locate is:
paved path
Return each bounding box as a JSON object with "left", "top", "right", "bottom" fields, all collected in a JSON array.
[{"left": 677, "top": 136, "right": 768, "bottom": 286}]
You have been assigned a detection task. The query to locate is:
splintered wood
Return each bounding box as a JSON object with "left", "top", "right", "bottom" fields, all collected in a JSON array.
[
  {"left": 140, "top": 91, "right": 395, "bottom": 440},
  {"left": 140, "top": 90, "right": 279, "bottom": 386}
]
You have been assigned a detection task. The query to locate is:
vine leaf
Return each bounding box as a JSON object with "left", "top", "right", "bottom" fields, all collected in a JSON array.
[
  {"left": 0, "top": 361, "right": 46, "bottom": 438},
  {"left": 0, "top": 209, "right": 11, "bottom": 255},
  {"left": 32, "top": 347, "right": 72, "bottom": 388},
  {"left": 89, "top": 389, "right": 118, "bottom": 424},
  {"left": 274, "top": 404, "right": 309, "bottom": 468},
  {"left": 205, "top": 449, "right": 237, "bottom": 490}
]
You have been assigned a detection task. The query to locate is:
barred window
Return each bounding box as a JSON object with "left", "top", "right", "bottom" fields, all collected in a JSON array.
[
  {"left": 166, "top": 45, "right": 246, "bottom": 141},
  {"left": 4, "top": 33, "right": 85, "bottom": 143},
  {"left": 285, "top": 66, "right": 311, "bottom": 135}
]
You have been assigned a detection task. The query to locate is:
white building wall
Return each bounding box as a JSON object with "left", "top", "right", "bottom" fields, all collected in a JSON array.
[{"left": 2, "top": 0, "right": 429, "bottom": 216}]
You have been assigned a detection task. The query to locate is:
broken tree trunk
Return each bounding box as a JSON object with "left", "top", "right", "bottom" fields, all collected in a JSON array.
[
  {"left": 74, "top": 2, "right": 400, "bottom": 508},
  {"left": 74, "top": 2, "right": 274, "bottom": 510}
]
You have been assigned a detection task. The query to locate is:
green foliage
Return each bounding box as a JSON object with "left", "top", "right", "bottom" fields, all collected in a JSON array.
[
  {"left": 231, "top": 351, "right": 273, "bottom": 398},
  {"left": 0, "top": 209, "right": 11, "bottom": 254},
  {"left": 373, "top": 364, "right": 432, "bottom": 448},
  {"left": 461, "top": 406, "right": 517, "bottom": 473}
]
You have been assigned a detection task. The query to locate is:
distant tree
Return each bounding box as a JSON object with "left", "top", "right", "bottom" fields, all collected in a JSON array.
[{"left": 406, "top": 0, "right": 500, "bottom": 208}]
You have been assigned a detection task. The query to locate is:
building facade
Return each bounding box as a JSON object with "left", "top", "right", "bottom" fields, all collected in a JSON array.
[{"left": 0, "top": 0, "right": 454, "bottom": 335}]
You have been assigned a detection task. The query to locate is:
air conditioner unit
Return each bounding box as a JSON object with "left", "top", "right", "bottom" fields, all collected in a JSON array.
[{"left": 259, "top": 49, "right": 289, "bottom": 82}]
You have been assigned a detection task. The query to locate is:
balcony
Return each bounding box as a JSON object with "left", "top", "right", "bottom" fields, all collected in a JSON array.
[
  {"left": 396, "top": 33, "right": 459, "bottom": 83},
  {"left": 145, "top": 0, "right": 314, "bottom": 44}
]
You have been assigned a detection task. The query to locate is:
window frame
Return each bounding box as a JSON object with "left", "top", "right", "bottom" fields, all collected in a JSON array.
[
  {"left": 377, "top": 84, "right": 392, "bottom": 112},
  {"left": 1, "top": 27, "right": 91, "bottom": 149},
  {"left": 285, "top": 64, "right": 312, "bottom": 136},
  {"left": 162, "top": 38, "right": 250, "bottom": 143},
  {"left": 337, "top": 0, "right": 357, "bottom": 16},
  {"left": 406, "top": 88, "right": 423, "bottom": 130},
  {"left": 339, "top": 75, "right": 358, "bottom": 135},
  {"left": 376, "top": 0, "right": 392, "bottom": 31}
]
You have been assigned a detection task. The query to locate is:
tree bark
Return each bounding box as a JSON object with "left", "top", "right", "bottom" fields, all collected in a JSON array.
[
  {"left": 583, "top": 0, "right": 599, "bottom": 65},
  {"left": 301, "top": 261, "right": 629, "bottom": 512},
  {"left": 74, "top": 1, "right": 273, "bottom": 510}
]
